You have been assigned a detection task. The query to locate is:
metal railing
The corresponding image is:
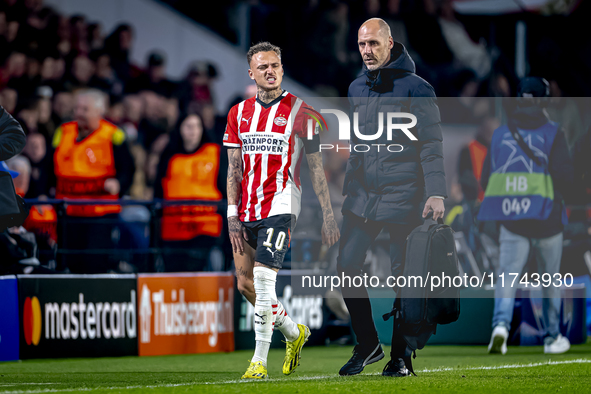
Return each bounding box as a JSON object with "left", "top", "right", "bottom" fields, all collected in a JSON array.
[{"left": 23, "top": 198, "right": 230, "bottom": 273}]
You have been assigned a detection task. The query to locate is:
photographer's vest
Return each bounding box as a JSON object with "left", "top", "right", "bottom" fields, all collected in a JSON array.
[
  {"left": 54, "top": 120, "right": 121, "bottom": 217},
  {"left": 468, "top": 140, "right": 487, "bottom": 201},
  {"left": 478, "top": 122, "right": 559, "bottom": 222},
  {"left": 161, "top": 143, "right": 222, "bottom": 241}
]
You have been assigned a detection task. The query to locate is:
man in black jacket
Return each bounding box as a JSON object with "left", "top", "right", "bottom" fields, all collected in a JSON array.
[
  {"left": 338, "top": 18, "right": 447, "bottom": 377},
  {"left": 0, "top": 105, "right": 26, "bottom": 232},
  {"left": 0, "top": 106, "right": 26, "bottom": 162}
]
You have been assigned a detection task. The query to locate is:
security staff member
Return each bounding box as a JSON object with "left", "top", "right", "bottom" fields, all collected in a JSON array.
[
  {"left": 338, "top": 18, "right": 447, "bottom": 377},
  {"left": 53, "top": 89, "right": 135, "bottom": 272},
  {"left": 154, "top": 114, "right": 224, "bottom": 271},
  {"left": 53, "top": 90, "right": 135, "bottom": 216}
]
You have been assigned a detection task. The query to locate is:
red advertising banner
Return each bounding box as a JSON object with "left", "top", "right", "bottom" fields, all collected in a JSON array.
[{"left": 137, "top": 273, "right": 234, "bottom": 356}]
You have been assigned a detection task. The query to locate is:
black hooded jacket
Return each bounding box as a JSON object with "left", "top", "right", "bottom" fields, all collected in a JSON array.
[
  {"left": 343, "top": 42, "right": 447, "bottom": 224},
  {"left": 0, "top": 106, "right": 25, "bottom": 161}
]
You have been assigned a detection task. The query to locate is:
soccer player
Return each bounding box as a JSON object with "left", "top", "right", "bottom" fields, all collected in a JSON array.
[{"left": 224, "top": 42, "right": 340, "bottom": 379}]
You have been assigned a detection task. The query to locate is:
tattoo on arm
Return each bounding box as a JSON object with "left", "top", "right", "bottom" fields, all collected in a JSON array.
[
  {"left": 227, "top": 148, "right": 243, "bottom": 206},
  {"left": 307, "top": 152, "right": 334, "bottom": 219},
  {"left": 236, "top": 266, "right": 249, "bottom": 277},
  {"left": 227, "top": 147, "right": 245, "bottom": 237}
]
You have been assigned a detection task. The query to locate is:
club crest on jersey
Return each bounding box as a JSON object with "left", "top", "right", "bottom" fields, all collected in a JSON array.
[{"left": 273, "top": 116, "right": 287, "bottom": 126}]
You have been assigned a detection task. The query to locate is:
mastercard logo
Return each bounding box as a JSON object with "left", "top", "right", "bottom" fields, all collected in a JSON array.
[{"left": 23, "top": 296, "right": 42, "bottom": 346}]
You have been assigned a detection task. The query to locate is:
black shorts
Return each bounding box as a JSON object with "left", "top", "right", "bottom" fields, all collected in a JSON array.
[{"left": 243, "top": 214, "right": 294, "bottom": 269}]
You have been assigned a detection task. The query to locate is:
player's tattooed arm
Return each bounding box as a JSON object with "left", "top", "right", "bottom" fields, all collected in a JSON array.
[
  {"left": 306, "top": 151, "right": 341, "bottom": 248},
  {"left": 227, "top": 148, "right": 247, "bottom": 254}
]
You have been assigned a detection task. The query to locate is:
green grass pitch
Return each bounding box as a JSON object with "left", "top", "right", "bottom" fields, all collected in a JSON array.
[{"left": 1, "top": 340, "right": 590, "bottom": 393}]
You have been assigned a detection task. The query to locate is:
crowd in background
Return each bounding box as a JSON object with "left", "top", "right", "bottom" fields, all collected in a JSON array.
[
  {"left": 2, "top": 0, "right": 591, "bottom": 204},
  {"left": 1, "top": 0, "right": 591, "bottom": 275},
  {"left": 0, "top": 0, "right": 225, "bottom": 202},
  {"left": 171, "top": 0, "right": 591, "bottom": 98}
]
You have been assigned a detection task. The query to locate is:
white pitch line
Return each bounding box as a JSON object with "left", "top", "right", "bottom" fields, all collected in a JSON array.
[
  {"left": 0, "top": 385, "right": 56, "bottom": 388},
  {"left": 417, "top": 358, "right": 591, "bottom": 373},
  {"left": 1, "top": 358, "right": 590, "bottom": 393}
]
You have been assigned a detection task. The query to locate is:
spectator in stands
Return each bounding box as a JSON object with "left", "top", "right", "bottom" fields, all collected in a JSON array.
[
  {"left": 22, "top": 132, "right": 54, "bottom": 198},
  {"left": 0, "top": 87, "right": 17, "bottom": 113},
  {"left": 52, "top": 89, "right": 135, "bottom": 273},
  {"left": 87, "top": 23, "right": 104, "bottom": 51},
  {"left": 1, "top": 50, "right": 26, "bottom": 88},
  {"left": 381, "top": 0, "right": 418, "bottom": 62},
  {"left": 89, "top": 50, "right": 122, "bottom": 96},
  {"left": 154, "top": 113, "right": 224, "bottom": 271},
  {"left": 127, "top": 51, "right": 176, "bottom": 97},
  {"left": 307, "top": 1, "right": 350, "bottom": 92},
  {"left": 36, "top": 85, "right": 56, "bottom": 140},
  {"left": 405, "top": 0, "right": 456, "bottom": 93},
  {"left": 39, "top": 55, "right": 56, "bottom": 87},
  {"left": 63, "top": 54, "right": 94, "bottom": 91},
  {"left": 69, "top": 14, "right": 89, "bottom": 55},
  {"left": 144, "top": 132, "right": 169, "bottom": 199},
  {"left": 51, "top": 90, "right": 73, "bottom": 126},
  {"left": 120, "top": 94, "right": 142, "bottom": 143},
  {"left": 137, "top": 90, "right": 169, "bottom": 151},
  {"left": 6, "top": 154, "right": 29, "bottom": 197},
  {"left": 16, "top": 98, "right": 39, "bottom": 134},
  {"left": 177, "top": 61, "right": 217, "bottom": 116},
  {"left": 55, "top": 15, "right": 71, "bottom": 57},
  {"left": 50, "top": 56, "right": 65, "bottom": 86},
  {"left": 104, "top": 23, "right": 134, "bottom": 84},
  {"left": 105, "top": 95, "right": 124, "bottom": 126},
  {"left": 437, "top": 0, "right": 491, "bottom": 79}
]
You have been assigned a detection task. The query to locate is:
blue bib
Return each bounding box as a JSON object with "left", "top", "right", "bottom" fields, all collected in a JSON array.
[{"left": 478, "top": 122, "right": 561, "bottom": 223}]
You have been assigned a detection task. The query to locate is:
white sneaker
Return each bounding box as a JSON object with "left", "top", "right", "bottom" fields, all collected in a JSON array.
[
  {"left": 488, "top": 325, "right": 508, "bottom": 355},
  {"left": 544, "top": 334, "right": 570, "bottom": 354}
]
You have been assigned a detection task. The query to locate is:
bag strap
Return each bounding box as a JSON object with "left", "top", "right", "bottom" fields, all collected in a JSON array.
[{"left": 507, "top": 121, "right": 544, "bottom": 168}]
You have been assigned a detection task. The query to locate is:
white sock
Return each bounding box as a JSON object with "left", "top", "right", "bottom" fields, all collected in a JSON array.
[
  {"left": 252, "top": 341, "right": 271, "bottom": 366},
  {"left": 274, "top": 301, "right": 300, "bottom": 342},
  {"left": 252, "top": 267, "right": 277, "bottom": 366}
]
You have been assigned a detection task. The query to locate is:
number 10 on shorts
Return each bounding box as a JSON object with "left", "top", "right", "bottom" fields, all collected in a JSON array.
[{"left": 263, "top": 228, "right": 287, "bottom": 250}]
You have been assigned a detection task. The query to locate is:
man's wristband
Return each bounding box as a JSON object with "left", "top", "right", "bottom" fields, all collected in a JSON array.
[{"left": 227, "top": 205, "right": 238, "bottom": 218}]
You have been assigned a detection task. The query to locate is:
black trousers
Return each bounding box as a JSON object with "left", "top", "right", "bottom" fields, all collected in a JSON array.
[{"left": 337, "top": 212, "right": 435, "bottom": 359}]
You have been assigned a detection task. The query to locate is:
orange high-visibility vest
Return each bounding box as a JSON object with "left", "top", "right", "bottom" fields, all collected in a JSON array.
[
  {"left": 468, "top": 140, "right": 488, "bottom": 202},
  {"left": 54, "top": 120, "right": 121, "bottom": 217},
  {"left": 161, "top": 143, "right": 223, "bottom": 241},
  {"left": 23, "top": 205, "right": 58, "bottom": 242}
]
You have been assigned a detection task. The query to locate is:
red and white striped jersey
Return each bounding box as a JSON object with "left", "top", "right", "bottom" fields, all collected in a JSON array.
[{"left": 223, "top": 91, "right": 320, "bottom": 223}]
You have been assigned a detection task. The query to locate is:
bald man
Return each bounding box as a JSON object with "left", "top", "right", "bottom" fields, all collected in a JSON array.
[{"left": 337, "top": 18, "right": 447, "bottom": 377}]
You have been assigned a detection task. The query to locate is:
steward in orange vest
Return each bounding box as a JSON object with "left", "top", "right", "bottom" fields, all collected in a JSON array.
[
  {"left": 53, "top": 112, "right": 135, "bottom": 217},
  {"left": 154, "top": 114, "right": 223, "bottom": 241},
  {"left": 458, "top": 124, "right": 495, "bottom": 203}
]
